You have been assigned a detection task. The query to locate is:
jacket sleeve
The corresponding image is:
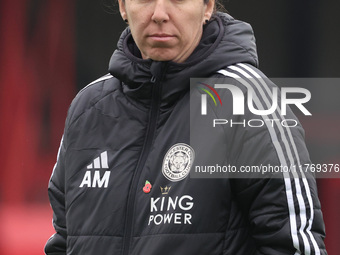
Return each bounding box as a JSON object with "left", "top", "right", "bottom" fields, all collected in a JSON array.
[
  {"left": 230, "top": 114, "right": 327, "bottom": 254},
  {"left": 43, "top": 75, "right": 109, "bottom": 254},
  {"left": 231, "top": 170, "right": 327, "bottom": 255},
  {"left": 221, "top": 65, "right": 327, "bottom": 254},
  {"left": 45, "top": 136, "right": 67, "bottom": 255}
]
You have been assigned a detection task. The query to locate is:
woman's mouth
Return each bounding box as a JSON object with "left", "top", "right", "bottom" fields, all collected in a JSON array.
[{"left": 148, "top": 33, "right": 175, "bottom": 42}]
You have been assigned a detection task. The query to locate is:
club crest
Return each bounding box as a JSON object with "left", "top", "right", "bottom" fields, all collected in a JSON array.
[{"left": 162, "top": 143, "right": 195, "bottom": 182}]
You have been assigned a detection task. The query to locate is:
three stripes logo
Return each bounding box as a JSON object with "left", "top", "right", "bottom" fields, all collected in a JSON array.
[
  {"left": 87, "top": 151, "right": 109, "bottom": 169},
  {"left": 198, "top": 82, "right": 222, "bottom": 115},
  {"left": 80, "top": 151, "right": 111, "bottom": 188}
]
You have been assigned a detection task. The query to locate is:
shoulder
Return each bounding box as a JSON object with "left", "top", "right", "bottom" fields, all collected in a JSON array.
[
  {"left": 213, "top": 63, "right": 281, "bottom": 116},
  {"left": 214, "top": 63, "right": 309, "bottom": 162},
  {"left": 65, "top": 73, "right": 119, "bottom": 128},
  {"left": 216, "top": 63, "right": 276, "bottom": 92}
]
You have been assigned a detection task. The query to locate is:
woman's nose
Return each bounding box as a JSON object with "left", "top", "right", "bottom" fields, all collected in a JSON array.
[{"left": 151, "top": 0, "right": 170, "bottom": 24}]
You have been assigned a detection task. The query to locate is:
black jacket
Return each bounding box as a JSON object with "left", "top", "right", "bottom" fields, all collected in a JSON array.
[{"left": 45, "top": 13, "right": 327, "bottom": 255}]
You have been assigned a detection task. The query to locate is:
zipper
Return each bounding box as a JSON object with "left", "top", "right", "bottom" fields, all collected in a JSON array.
[{"left": 121, "top": 62, "right": 167, "bottom": 255}]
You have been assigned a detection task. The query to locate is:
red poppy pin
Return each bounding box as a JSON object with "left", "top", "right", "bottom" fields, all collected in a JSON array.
[{"left": 143, "top": 180, "right": 152, "bottom": 194}]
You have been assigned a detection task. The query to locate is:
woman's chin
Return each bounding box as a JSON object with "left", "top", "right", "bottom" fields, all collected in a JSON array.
[{"left": 142, "top": 49, "right": 180, "bottom": 62}]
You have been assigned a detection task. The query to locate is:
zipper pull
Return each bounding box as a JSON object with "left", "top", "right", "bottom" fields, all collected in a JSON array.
[{"left": 151, "top": 76, "right": 156, "bottom": 83}]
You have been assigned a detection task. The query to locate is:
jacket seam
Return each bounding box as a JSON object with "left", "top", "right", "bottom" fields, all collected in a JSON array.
[
  {"left": 223, "top": 40, "right": 258, "bottom": 66},
  {"left": 77, "top": 74, "right": 113, "bottom": 95},
  {"left": 67, "top": 86, "right": 119, "bottom": 130},
  {"left": 50, "top": 179, "right": 65, "bottom": 197}
]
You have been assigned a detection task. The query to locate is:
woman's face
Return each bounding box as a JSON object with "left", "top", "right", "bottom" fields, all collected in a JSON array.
[{"left": 119, "top": 0, "right": 214, "bottom": 63}]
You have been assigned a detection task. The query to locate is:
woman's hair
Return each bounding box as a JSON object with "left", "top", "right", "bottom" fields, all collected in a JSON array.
[{"left": 205, "top": 0, "right": 227, "bottom": 13}]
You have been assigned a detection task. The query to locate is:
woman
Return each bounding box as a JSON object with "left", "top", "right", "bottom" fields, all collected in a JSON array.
[{"left": 45, "top": 0, "right": 327, "bottom": 254}]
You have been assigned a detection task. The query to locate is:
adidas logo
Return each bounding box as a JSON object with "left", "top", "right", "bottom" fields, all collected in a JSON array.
[
  {"left": 87, "top": 151, "right": 109, "bottom": 169},
  {"left": 79, "top": 151, "right": 111, "bottom": 189}
]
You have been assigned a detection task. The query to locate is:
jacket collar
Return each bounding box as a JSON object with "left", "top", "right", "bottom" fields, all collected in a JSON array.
[{"left": 109, "top": 13, "right": 258, "bottom": 108}]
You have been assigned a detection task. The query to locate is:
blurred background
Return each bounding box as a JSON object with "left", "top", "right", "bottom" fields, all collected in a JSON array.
[{"left": 0, "top": 0, "right": 339, "bottom": 254}]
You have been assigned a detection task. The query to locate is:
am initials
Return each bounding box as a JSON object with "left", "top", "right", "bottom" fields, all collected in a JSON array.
[{"left": 79, "top": 170, "right": 111, "bottom": 188}]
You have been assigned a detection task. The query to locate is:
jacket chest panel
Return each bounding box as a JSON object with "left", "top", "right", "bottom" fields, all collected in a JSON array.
[
  {"left": 64, "top": 92, "right": 232, "bottom": 237},
  {"left": 64, "top": 106, "right": 149, "bottom": 236}
]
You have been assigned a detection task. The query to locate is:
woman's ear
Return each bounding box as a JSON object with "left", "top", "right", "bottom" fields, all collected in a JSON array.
[
  {"left": 118, "top": 0, "right": 127, "bottom": 21},
  {"left": 204, "top": 0, "right": 215, "bottom": 21}
]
